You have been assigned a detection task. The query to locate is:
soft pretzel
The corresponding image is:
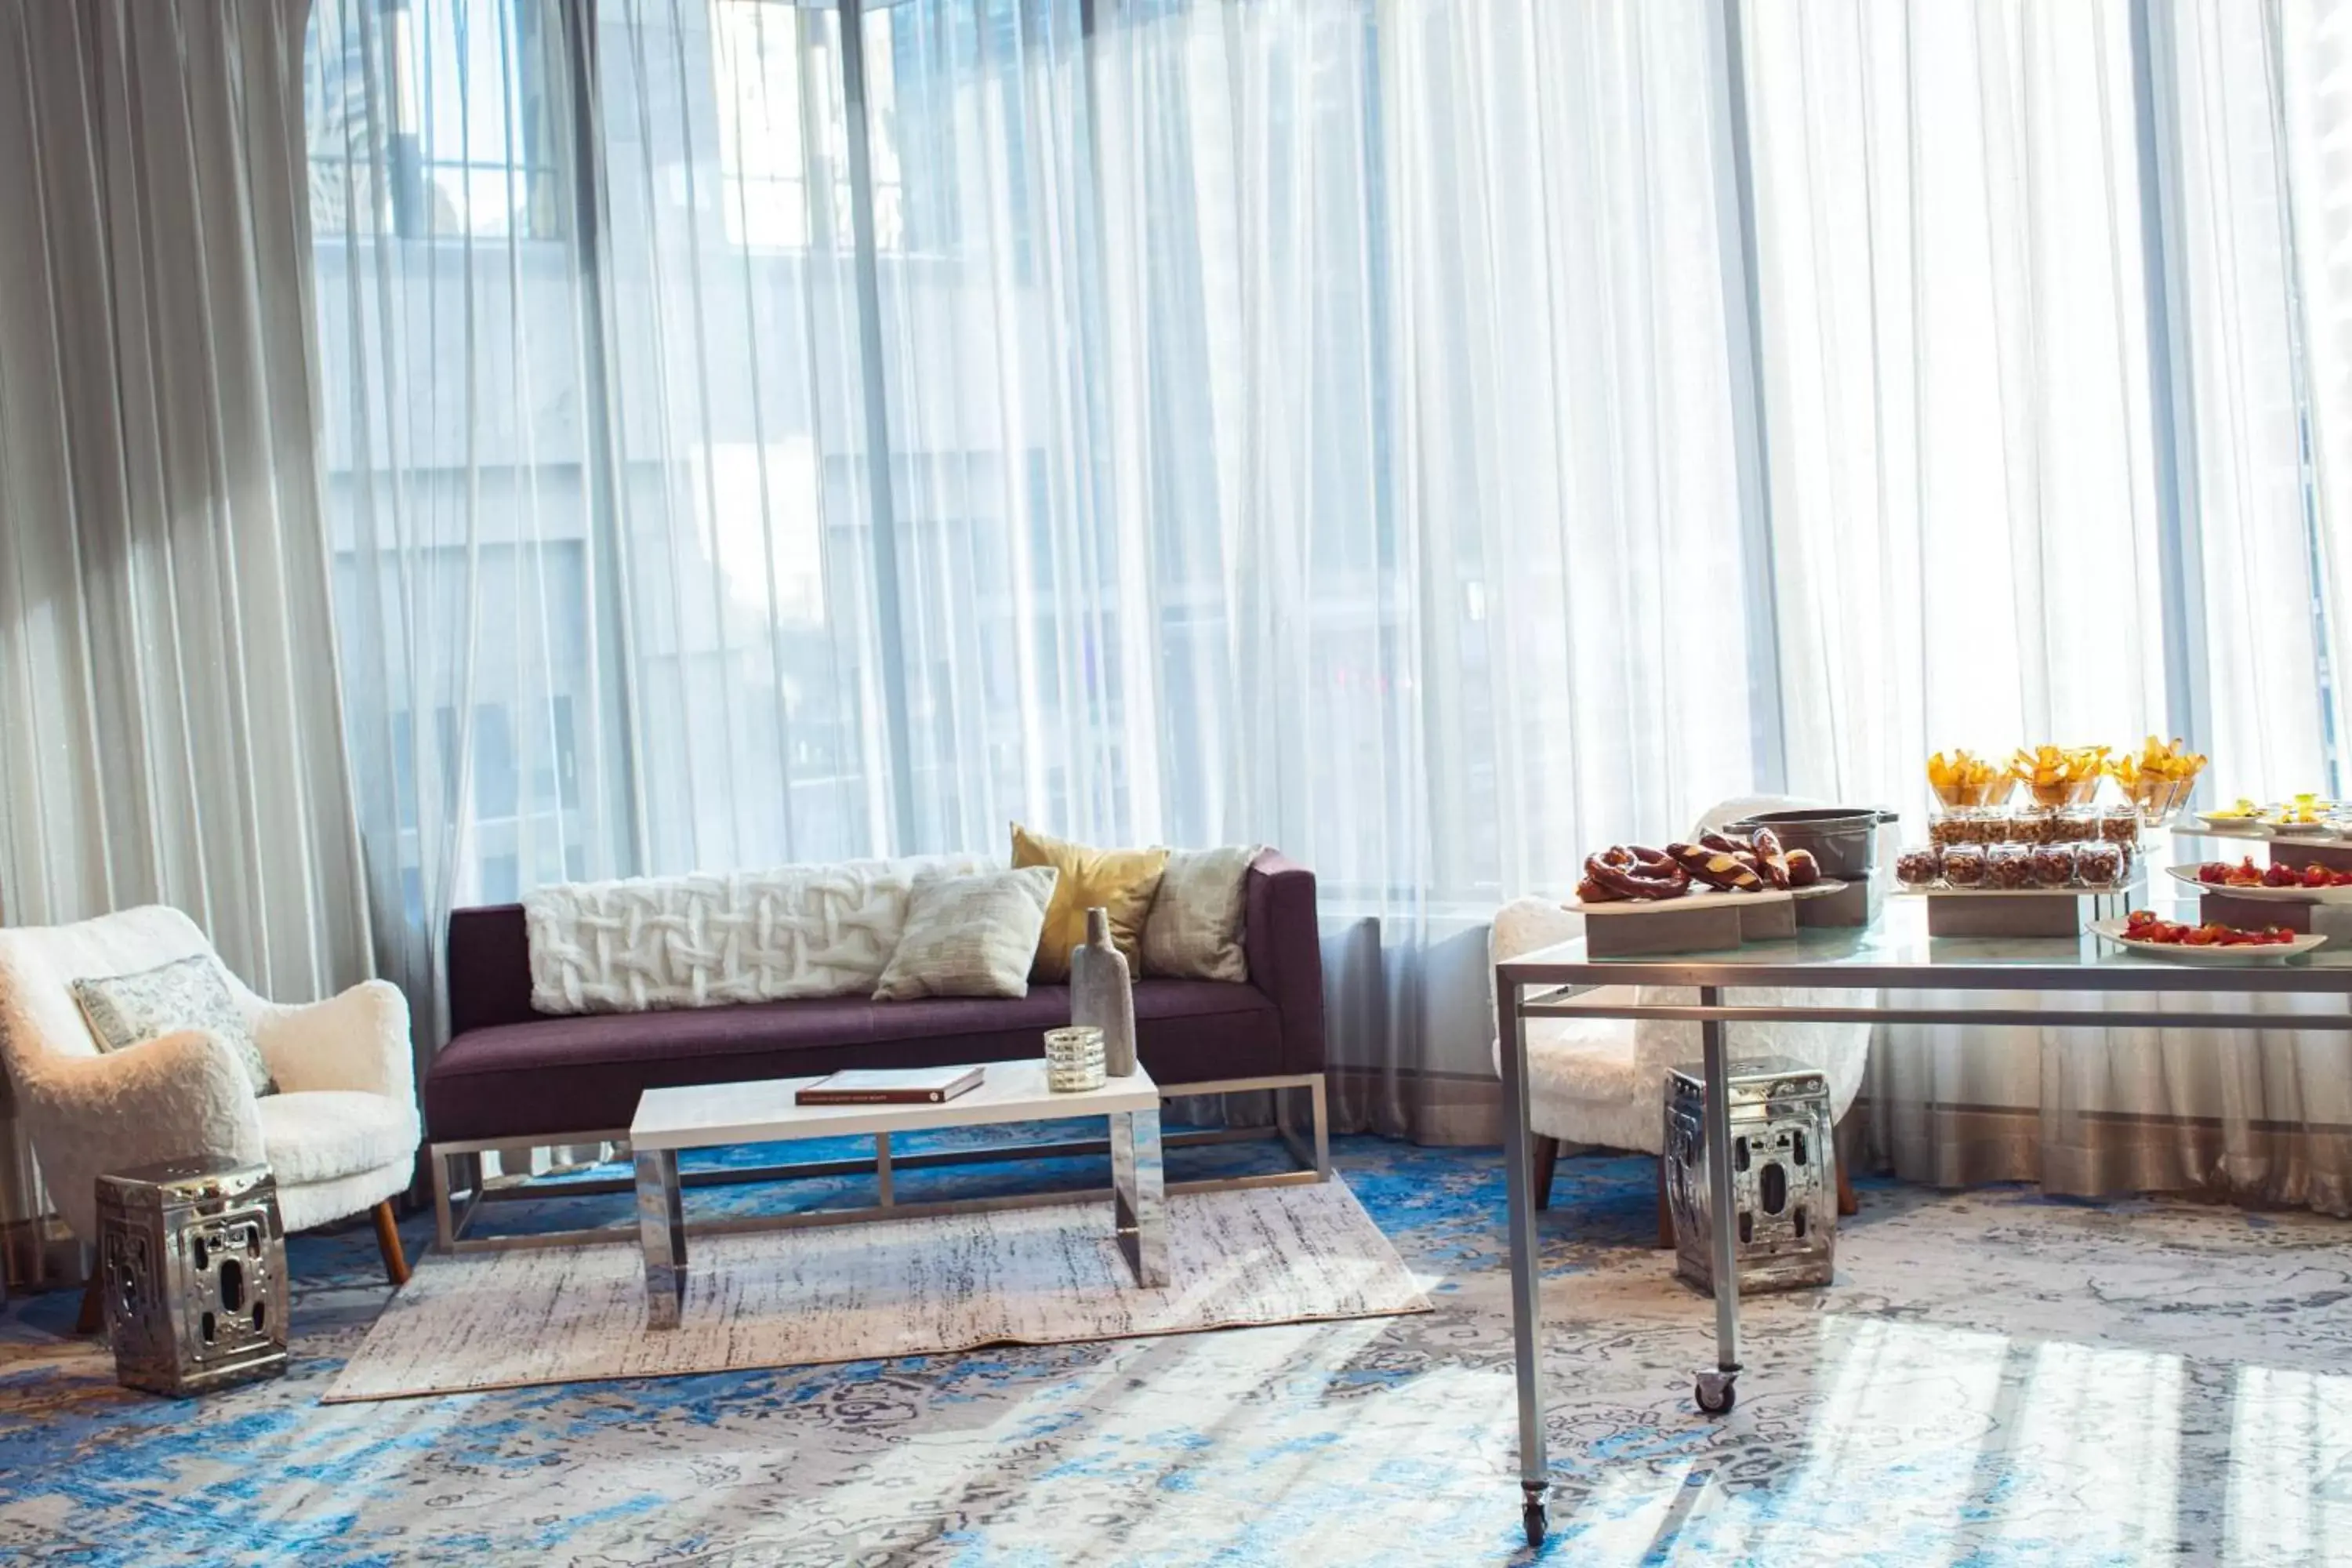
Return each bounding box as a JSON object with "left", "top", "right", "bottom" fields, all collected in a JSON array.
[
  {"left": 1583, "top": 848, "right": 1690, "bottom": 901},
  {"left": 1783, "top": 848, "right": 1821, "bottom": 887},
  {"left": 1750, "top": 826, "right": 1792, "bottom": 889},
  {"left": 1667, "top": 841, "right": 1765, "bottom": 893}
]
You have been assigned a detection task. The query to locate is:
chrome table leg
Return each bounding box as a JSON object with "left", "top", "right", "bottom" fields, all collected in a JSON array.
[
  {"left": 1499, "top": 980, "right": 1549, "bottom": 1546},
  {"left": 1696, "top": 989, "right": 1742, "bottom": 1414},
  {"left": 636, "top": 1148, "right": 686, "bottom": 1330},
  {"left": 1110, "top": 1107, "right": 1167, "bottom": 1287}
]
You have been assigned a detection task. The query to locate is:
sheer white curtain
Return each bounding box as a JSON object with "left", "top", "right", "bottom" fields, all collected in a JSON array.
[
  {"left": 304, "top": 0, "right": 1759, "bottom": 1141},
  {"left": 2169, "top": 0, "right": 2350, "bottom": 793},
  {"left": 862, "top": 0, "right": 1759, "bottom": 1135},
  {"left": 1746, "top": 0, "right": 2166, "bottom": 808},
  {"left": 309, "top": 0, "right": 884, "bottom": 1046},
  {"left": 1, "top": 0, "right": 372, "bottom": 1278}
]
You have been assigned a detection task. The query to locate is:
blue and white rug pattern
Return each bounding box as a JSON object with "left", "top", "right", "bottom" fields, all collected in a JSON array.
[{"left": 2, "top": 1130, "right": 2350, "bottom": 1565}]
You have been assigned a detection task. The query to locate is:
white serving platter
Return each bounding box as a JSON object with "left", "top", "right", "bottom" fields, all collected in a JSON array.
[
  {"left": 2188, "top": 814, "right": 2273, "bottom": 837},
  {"left": 1570, "top": 879, "right": 1846, "bottom": 916},
  {"left": 2088, "top": 916, "right": 2327, "bottom": 964},
  {"left": 2183, "top": 815, "right": 2348, "bottom": 840},
  {"left": 2165, "top": 865, "right": 2352, "bottom": 905},
  {"left": 1570, "top": 886, "right": 1788, "bottom": 916}
]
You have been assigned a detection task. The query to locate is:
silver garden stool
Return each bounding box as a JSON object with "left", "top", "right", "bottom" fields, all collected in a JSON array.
[
  {"left": 97, "top": 1158, "right": 289, "bottom": 1396},
  {"left": 1664, "top": 1056, "right": 1837, "bottom": 1294}
]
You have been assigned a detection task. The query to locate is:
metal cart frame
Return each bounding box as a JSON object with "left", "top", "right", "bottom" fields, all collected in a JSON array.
[{"left": 1494, "top": 909, "right": 2352, "bottom": 1548}]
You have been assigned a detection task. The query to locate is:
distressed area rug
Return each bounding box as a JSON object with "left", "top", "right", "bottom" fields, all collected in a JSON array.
[{"left": 326, "top": 1177, "right": 1427, "bottom": 1402}]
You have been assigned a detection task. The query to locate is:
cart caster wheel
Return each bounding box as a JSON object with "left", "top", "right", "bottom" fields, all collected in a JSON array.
[
  {"left": 1695, "top": 1370, "right": 1737, "bottom": 1414},
  {"left": 1523, "top": 1501, "right": 1548, "bottom": 1548}
]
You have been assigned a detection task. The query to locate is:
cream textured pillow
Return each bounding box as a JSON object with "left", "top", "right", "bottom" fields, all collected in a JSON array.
[
  {"left": 874, "top": 866, "right": 1059, "bottom": 1001},
  {"left": 72, "top": 954, "right": 277, "bottom": 1097},
  {"left": 1142, "top": 846, "right": 1261, "bottom": 982}
]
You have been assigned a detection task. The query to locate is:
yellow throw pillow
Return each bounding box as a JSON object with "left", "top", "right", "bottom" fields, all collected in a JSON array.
[{"left": 1011, "top": 824, "right": 1169, "bottom": 983}]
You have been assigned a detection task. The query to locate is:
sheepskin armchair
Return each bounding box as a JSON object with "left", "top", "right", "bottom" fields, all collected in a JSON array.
[{"left": 0, "top": 906, "right": 419, "bottom": 1298}]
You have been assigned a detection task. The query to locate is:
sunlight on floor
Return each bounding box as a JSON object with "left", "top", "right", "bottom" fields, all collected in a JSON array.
[{"left": 2226, "top": 1363, "right": 2352, "bottom": 1563}]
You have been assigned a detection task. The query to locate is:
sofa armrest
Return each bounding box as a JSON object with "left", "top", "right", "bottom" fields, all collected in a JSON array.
[
  {"left": 1244, "top": 851, "right": 1326, "bottom": 1076},
  {"left": 15, "top": 1030, "right": 267, "bottom": 1240},
  {"left": 447, "top": 904, "right": 538, "bottom": 1034},
  {"left": 252, "top": 980, "right": 419, "bottom": 1111}
]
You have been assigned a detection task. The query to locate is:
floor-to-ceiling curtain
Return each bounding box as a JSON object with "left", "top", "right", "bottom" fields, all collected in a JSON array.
[
  {"left": 867, "top": 0, "right": 1759, "bottom": 1137},
  {"left": 1743, "top": 0, "right": 2352, "bottom": 1212},
  {"left": 0, "top": 0, "right": 372, "bottom": 1282},
  {"left": 307, "top": 0, "right": 1760, "bottom": 1144},
  {"left": 309, "top": 0, "right": 880, "bottom": 1053}
]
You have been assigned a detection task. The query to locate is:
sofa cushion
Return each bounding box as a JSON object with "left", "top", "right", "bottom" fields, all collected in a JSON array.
[
  {"left": 424, "top": 979, "right": 1285, "bottom": 1144},
  {"left": 258, "top": 1091, "right": 418, "bottom": 1185}
]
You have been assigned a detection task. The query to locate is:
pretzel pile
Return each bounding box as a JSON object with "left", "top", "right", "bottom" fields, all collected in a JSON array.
[{"left": 1577, "top": 829, "right": 1820, "bottom": 903}]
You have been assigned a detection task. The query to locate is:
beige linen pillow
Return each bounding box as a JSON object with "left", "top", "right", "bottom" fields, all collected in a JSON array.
[
  {"left": 873, "top": 866, "right": 1060, "bottom": 1000},
  {"left": 1142, "top": 845, "right": 1261, "bottom": 982}
]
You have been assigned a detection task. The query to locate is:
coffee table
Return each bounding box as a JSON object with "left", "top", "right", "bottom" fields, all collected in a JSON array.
[{"left": 628, "top": 1061, "right": 1167, "bottom": 1328}]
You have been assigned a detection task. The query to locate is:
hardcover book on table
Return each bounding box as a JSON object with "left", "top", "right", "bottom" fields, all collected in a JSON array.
[{"left": 794, "top": 1065, "right": 985, "bottom": 1105}]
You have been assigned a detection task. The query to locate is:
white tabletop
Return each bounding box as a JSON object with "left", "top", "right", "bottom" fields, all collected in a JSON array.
[{"left": 629, "top": 1058, "right": 1162, "bottom": 1151}]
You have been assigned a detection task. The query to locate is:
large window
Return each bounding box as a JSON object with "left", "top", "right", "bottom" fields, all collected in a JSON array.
[
  {"left": 305, "top": 0, "right": 2352, "bottom": 949},
  {"left": 307, "top": 0, "right": 564, "bottom": 239}
]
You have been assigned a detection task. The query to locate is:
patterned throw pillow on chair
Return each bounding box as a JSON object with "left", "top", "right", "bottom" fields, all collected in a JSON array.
[{"left": 71, "top": 955, "right": 277, "bottom": 1097}]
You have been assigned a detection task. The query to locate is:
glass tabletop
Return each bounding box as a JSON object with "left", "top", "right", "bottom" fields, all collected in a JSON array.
[{"left": 1499, "top": 891, "right": 2352, "bottom": 994}]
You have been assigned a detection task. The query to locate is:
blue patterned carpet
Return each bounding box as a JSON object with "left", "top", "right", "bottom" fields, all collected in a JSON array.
[{"left": 3, "top": 1131, "right": 2350, "bottom": 1565}]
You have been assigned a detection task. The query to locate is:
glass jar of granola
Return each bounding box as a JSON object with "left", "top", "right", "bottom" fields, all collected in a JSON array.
[
  {"left": 1941, "top": 844, "right": 1991, "bottom": 888},
  {"left": 2029, "top": 843, "right": 2077, "bottom": 888},
  {"left": 1895, "top": 846, "right": 1944, "bottom": 887},
  {"left": 1987, "top": 843, "right": 2035, "bottom": 888},
  {"left": 2074, "top": 840, "right": 2127, "bottom": 890}
]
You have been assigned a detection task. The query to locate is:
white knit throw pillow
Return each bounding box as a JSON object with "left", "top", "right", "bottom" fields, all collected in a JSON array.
[{"left": 524, "top": 856, "right": 986, "bottom": 1014}]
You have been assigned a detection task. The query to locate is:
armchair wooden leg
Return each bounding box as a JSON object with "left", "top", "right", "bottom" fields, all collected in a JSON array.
[
  {"left": 1530, "top": 1136, "right": 1560, "bottom": 1212},
  {"left": 77, "top": 1272, "right": 104, "bottom": 1335},
  {"left": 372, "top": 1200, "right": 411, "bottom": 1287},
  {"left": 1837, "top": 1156, "right": 1859, "bottom": 1218},
  {"left": 1654, "top": 1159, "right": 1675, "bottom": 1249}
]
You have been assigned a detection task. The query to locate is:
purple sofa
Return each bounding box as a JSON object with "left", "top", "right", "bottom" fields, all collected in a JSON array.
[{"left": 425, "top": 852, "right": 1327, "bottom": 1247}]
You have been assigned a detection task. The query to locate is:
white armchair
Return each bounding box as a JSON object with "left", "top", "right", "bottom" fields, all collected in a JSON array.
[
  {"left": 0, "top": 906, "right": 419, "bottom": 1324},
  {"left": 1490, "top": 797, "right": 1871, "bottom": 1243}
]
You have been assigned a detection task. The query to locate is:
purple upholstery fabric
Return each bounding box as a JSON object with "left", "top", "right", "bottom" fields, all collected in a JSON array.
[{"left": 428, "top": 855, "right": 1325, "bottom": 1145}]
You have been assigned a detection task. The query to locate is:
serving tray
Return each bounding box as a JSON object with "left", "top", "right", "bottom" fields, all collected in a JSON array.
[
  {"left": 2088, "top": 916, "right": 2327, "bottom": 964},
  {"left": 2164, "top": 865, "right": 2352, "bottom": 906}
]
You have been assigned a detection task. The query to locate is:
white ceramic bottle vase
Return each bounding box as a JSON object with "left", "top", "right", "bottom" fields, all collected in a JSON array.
[{"left": 1069, "top": 906, "right": 1138, "bottom": 1076}]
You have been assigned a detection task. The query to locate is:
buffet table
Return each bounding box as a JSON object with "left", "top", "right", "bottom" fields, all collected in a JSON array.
[{"left": 1494, "top": 897, "right": 2352, "bottom": 1548}]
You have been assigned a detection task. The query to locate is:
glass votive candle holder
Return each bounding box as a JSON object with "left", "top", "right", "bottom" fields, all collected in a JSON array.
[{"left": 1044, "top": 1025, "right": 1106, "bottom": 1093}]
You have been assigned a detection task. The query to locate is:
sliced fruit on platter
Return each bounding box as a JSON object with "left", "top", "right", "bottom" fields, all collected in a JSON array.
[
  {"left": 2194, "top": 857, "right": 2352, "bottom": 888},
  {"left": 2120, "top": 909, "right": 2296, "bottom": 946}
]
